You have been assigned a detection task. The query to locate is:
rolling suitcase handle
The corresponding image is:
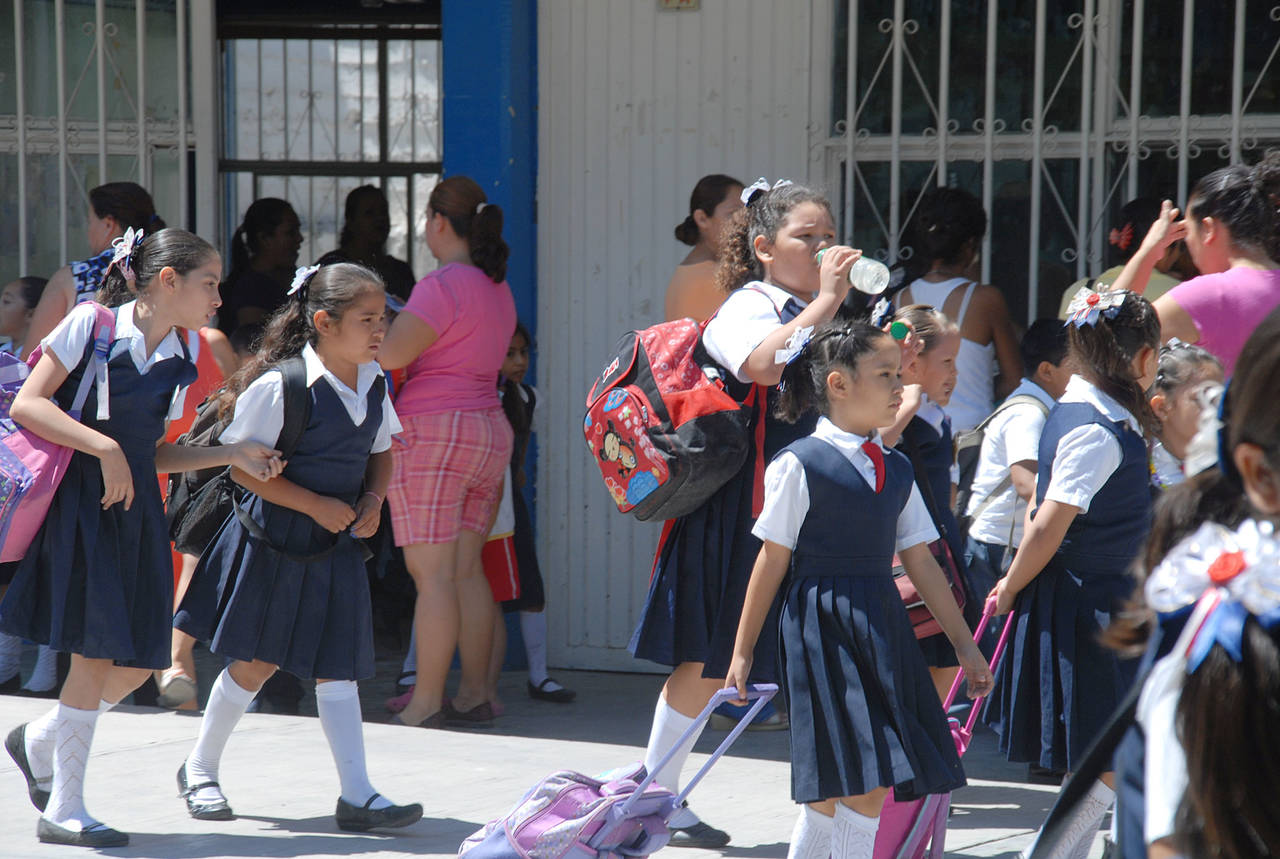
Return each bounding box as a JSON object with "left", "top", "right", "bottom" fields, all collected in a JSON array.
[
  {"left": 944, "top": 602, "right": 1015, "bottom": 737},
  {"left": 620, "top": 683, "right": 779, "bottom": 816}
]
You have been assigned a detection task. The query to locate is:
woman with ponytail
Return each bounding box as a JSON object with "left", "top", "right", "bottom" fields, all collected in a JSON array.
[
  {"left": 217, "top": 198, "right": 303, "bottom": 338},
  {"left": 376, "top": 176, "right": 517, "bottom": 730},
  {"left": 664, "top": 174, "right": 744, "bottom": 322},
  {"left": 1112, "top": 150, "right": 1280, "bottom": 376},
  {"left": 26, "top": 182, "right": 164, "bottom": 349}
]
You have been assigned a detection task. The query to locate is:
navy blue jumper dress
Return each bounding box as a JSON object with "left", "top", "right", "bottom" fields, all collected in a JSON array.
[
  {"left": 782, "top": 436, "right": 965, "bottom": 804},
  {"left": 897, "top": 414, "right": 974, "bottom": 668},
  {"left": 630, "top": 297, "right": 815, "bottom": 681},
  {"left": 984, "top": 401, "right": 1148, "bottom": 771},
  {"left": 0, "top": 325, "right": 196, "bottom": 669},
  {"left": 175, "top": 373, "right": 384, "bottom": 681}
]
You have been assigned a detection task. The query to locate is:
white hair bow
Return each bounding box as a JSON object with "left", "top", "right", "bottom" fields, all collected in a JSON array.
[
  {"left": 1064, "top": 284, "right": 1127, "bottom": 328},
  {"left": 288, "top": 264, "right": 321, "bottom": 296},
  {"left": 774, "top": 325, "right": 814, "bottom": 366},
  {"left": 109, "top": 227, "right": 145, "bottom": 279},
  {"left": 740, "top": 177, "right": 795, "bottom": 206},
  {"left": 1145, "top": 519, "right": 1280, "bottom": 671}
]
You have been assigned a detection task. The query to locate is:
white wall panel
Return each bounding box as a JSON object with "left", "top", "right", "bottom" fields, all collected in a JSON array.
[{"left": 537, "top": 0, "right": 833, "bottom": 671}]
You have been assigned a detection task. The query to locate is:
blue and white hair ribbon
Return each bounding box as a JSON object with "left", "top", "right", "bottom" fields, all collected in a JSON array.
[
  {"left": 108, "top": 227, "right": 144, "bottom": 280},
  {"left": 1145, "top": 519, "right": 1280, "bottom": 672},
  {"left": 1064, "top": 284, "right": 1128, "bottom": 328},
  {"left": 740, "top": 177, "right": 795, "bottom": 206},
  {"left": 288, "top": 264, "right": 321, "bottom": 297},
  {"left": 774, "top": 325, "right": 814, "bottom": 367}
]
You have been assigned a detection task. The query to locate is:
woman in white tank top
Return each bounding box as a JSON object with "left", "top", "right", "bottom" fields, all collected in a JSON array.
[{"left": 895, "top": 187, "right": 1022, "bottom": 432}]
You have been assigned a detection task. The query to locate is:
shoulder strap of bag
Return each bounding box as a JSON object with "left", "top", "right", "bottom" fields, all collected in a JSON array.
[
  {"left": 275, "top": 355, "right": 313, "bottom": 460},
  {"left": 69, "top": 303, "right": 117, "bottom": 421}
]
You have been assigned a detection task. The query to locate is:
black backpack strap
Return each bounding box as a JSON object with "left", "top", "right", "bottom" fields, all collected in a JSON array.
[{"left": 275, "top": 355, "right": 313, "bottom": 459}]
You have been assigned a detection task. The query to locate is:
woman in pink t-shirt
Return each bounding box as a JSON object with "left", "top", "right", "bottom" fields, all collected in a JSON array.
[
  {"left": 378, "top": 176, "right": 517, "bottom": 729},
  {"left": 1113, "top": 154, "right": 1280, "bottom": 376}
]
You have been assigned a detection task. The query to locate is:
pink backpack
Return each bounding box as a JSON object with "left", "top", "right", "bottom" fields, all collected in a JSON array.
[{"left": 0, "top": 304, "right": 116, "bottom": 562}]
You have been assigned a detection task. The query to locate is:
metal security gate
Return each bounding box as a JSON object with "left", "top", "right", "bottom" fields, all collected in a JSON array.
[
  {"left": 217, "top": 11, "right": 442, "bottom": 273},
  {"left": 819, "top": 0, "right": 1280, "bottom": 322},
  {"left": 2, "top": 0, "right": 216, "bottom": 279}
]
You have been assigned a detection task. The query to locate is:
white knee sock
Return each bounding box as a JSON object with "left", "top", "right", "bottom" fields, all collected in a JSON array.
[
  {"left": 1029, "top": 779, "right": 1115, "bottom": 859},
  {"left": 43, "top": 704, "right": 100, "bottom": 831},
  {"left": 643, "top": 696, "right": 705, "bottom": 827},
  {"left": 787, "top": 805, "right": 835, "bottom": 859},
  {"left": 22, "top": 645, "right": 59, "bottom": 692},
  {"left": 0, "top": 631, "right": 21, "bottom": 682},
  {"left": 186, "top": 668, "right": 256, "bottom": 803},
  {"left": 831, "top": 803, "right": 880, "bottom": 859},
  {"left": 400, "top": 627, "right": 416, "bottom": 683},
  {"left": 521, "top": 610, "right": 561, "bottom": 689},
  {"left": 315, "top": 680, "right": 390, "bottom": 810},
  {"left": 25, "top": 703, "right": 61, "bottom": 789}
]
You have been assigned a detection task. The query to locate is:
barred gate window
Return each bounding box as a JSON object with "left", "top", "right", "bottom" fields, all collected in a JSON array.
[
  {"left": 821, "top": 0, "right": 1280, "bottom": 323},
  {"left": 2, "top": 0, "right": 195, "bottom": 280},
  {"left": 219, "top": 20, "right": 442, "bottom": 275}
]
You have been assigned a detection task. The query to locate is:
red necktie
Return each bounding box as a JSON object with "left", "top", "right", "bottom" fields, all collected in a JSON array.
[{"left": 861, "top": 441, "right": 885, "bottom": 493}]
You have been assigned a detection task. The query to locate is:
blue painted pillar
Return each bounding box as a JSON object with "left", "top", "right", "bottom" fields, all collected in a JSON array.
[
  {"left": 441, "top": 0, "right": 538, "bottom": 329},
  {"left": 442, "top": 2, "right": 538, "bottom": 671}
]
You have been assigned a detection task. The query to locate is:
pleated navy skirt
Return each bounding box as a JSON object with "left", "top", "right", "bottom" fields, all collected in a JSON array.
[
  {"left": 175, "top": 497, "right": 376, "bottom": 681},
  {"left": 628, "top": 454, "right": 780, "bottom": 682},
  {"left": 783, "top": 574, "right": 966, "bottom": 804},
  {"left": 983, "top": 557, "right": 1138, "bottom": 771}
]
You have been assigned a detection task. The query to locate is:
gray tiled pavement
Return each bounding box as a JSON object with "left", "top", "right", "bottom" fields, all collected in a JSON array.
[{"left": 0, "top": 669, "right": 1098, "bottom": 858}]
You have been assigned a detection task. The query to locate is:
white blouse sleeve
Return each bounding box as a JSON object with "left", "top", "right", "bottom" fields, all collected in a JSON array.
[
  {"left": 751, "top": 452, "right": 809, "bottom": 550},
  {"left": 897, "top": 484, "right": 940, "bottom": 551},
  {"left": 40, "top": 303, "right": 98, "bottom": 371},
  {"left": 1139, "top": 652, "right": 1188, "bottom": 845},
  {"left": 220, "top": 370, "right": 286, "bottom": 448},
  {"left": 1043, "top": 423, "right": 1123, "bottom": 512},
  {"left": 371, "top": 384, "right": 402, "bottom": 454},
  {"left": 702, "top": 289, "right": 784, "bottom": 383}
]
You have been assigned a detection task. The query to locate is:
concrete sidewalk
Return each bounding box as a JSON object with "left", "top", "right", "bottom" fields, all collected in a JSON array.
[{"left": 0, "top": 670, "right": 1087, "bottom": 859}]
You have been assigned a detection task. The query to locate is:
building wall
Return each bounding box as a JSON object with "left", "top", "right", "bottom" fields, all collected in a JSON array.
[{"left": 536, "top": 0, "right": 834, "bottom": 671}]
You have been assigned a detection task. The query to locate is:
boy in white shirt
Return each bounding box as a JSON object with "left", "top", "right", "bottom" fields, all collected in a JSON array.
[{"left": 963, "top": 320, "right": 1071, "bottom": 588}]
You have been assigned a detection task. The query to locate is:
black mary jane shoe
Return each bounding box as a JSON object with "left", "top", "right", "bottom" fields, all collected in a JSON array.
[
  {"left": 6, "top": 723, "right": 50, "bottom": 811},
  {"left": 527, "top": 678, "right": 577, "bottom": 704},
  {"left": 37, "top": 817, "right": 130, "bottom": 848},
  {"left": 335, "top": 794, "right": 424, "bottom": 832},
  {"left": 177, "top": 761, "right": 235, "bottom": 821}
]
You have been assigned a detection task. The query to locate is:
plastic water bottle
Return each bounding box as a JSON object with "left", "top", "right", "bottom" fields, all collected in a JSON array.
[{"left": 814, "top": 248, "right": 891, "bottom": 295}]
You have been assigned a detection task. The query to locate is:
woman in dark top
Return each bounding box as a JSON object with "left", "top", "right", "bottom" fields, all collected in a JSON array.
[
  {"left": 318, "top": 185, "right": 416, "bottom": 301},
  {"left": 217, "top": 198, "right": 302, "bottom": 338}
]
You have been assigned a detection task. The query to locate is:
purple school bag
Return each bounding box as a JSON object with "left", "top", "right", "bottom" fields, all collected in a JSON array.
[
  {"left": 458, "top": 686, "right": 777, "bottom": 859},
  {"left": 0, "top": 303, "right": 116, "bottom": 562}
]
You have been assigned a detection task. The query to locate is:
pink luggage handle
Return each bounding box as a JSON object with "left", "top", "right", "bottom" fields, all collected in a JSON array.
[
  {"left": 621, "top": 683, "right": 778, "bottom": 816},
  {"left": 944, "top": 601, "right": 1014, "bottom": 737}
]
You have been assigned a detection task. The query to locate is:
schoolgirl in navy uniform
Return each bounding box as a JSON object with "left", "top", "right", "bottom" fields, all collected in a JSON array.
[
  {"left": 0, "top": 229, "right": 284, "bottom": 848},
  {"left": 629, "top": 180, "right": 862, "bottom": 846},
  {"left": 986, "top": 287, "right": 1161, "bottom": 859},
  {"left": 173, "top": 262, "right": 421, "bottom": 832},
  {"left": 725, "top": 320, "right": 991, "bottom": 859}
]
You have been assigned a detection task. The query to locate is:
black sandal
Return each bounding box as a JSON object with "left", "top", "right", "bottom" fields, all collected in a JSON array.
[{"left": 177, "top": 761, "right": 235, "bottom": 821}]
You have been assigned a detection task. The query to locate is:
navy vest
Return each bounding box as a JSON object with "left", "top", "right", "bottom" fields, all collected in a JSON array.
[
  {"left": 784, "top": 435, "right": 914, "bottom": 577},
  {"left": 1036, "top": 401, "right": 1151, "bottom": 575},
  {"left": 56, "top": 326, "right": 196, "bottom": 467},
  {"left": 282, "top": 376, "right": 385, "bottom": 504}
]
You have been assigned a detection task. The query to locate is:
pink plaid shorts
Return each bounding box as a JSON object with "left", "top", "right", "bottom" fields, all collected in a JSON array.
[{"left": 388, "top": 408, "right": 514, "bottom": 546}]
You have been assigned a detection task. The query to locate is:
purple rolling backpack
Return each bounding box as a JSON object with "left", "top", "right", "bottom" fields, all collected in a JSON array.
[{"left": 458, "top": 685, "right": 777, "bottom": 859}]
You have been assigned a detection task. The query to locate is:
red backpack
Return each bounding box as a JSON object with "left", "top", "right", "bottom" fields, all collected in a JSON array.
[{"left": 583, "top": 318, "right": 756, "bottom": 521}]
